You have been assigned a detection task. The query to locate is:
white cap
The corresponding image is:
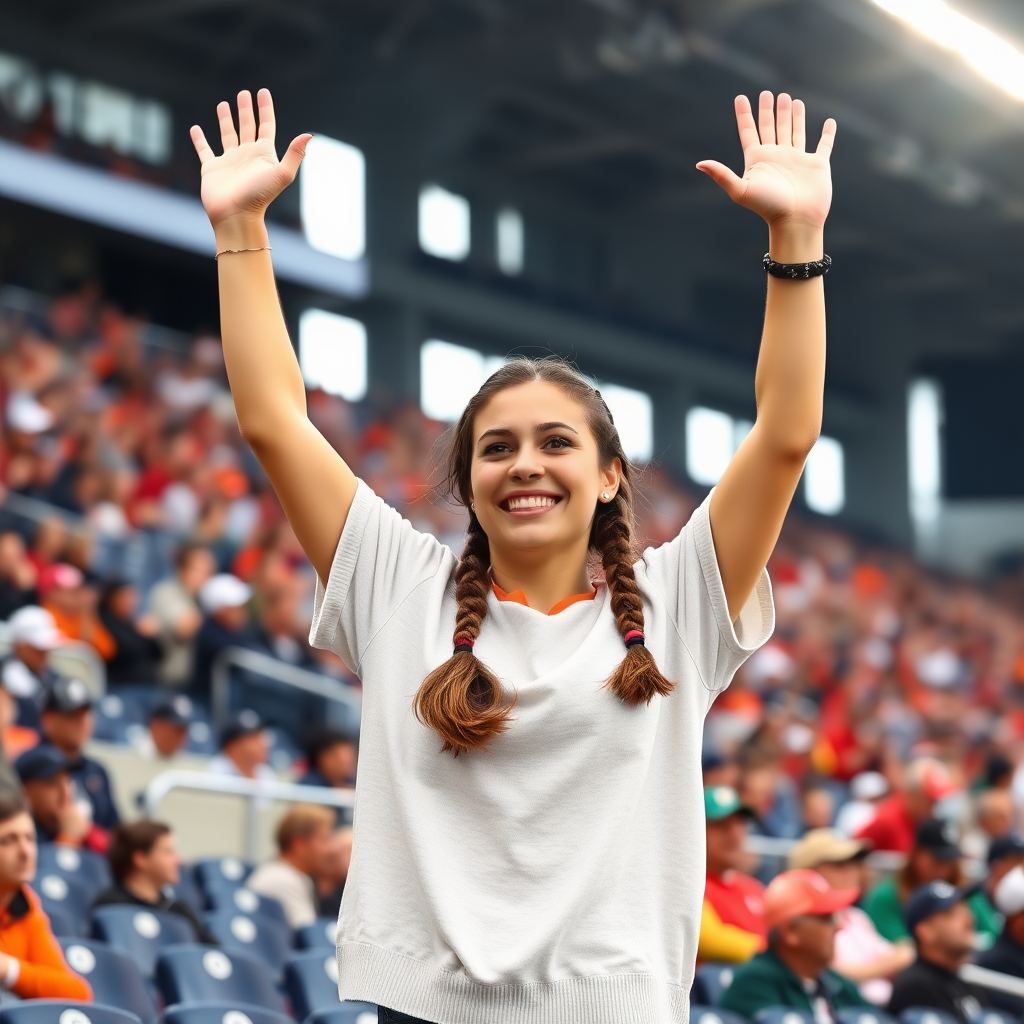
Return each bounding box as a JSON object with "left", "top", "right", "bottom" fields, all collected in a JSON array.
[
  {"left": 851, "top": 771, "right": 889, "bottom": 801},
  {"left": 995, "top": 864, "right": 1024, "bottom": 916},
  {"left": 8, "top": 606, "right": 64, "bottom": 650},
  {"left": 199, "top": 574, "right": 251, "bottom": 614},
  {"left": 7, "top": 392, "right": 53, "bottom": 434}
]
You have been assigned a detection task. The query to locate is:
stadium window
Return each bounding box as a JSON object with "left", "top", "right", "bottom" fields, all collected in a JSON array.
[
  {"left": 420, "top": 341, "right": 506, "bottom": 422},
  {"left": 804, "top": 436, "right": 845, "bottom": 515},
  {"left": 601, "top": 384, "right": 653, "bottom": 463},
  {"left": 80, "top": 83, "right": 137, "bottom": 155},
  {"left": 908, "top": 378, "right": 943, "bottom": 529},
  {"left": 419, "top": 185, "right": 470, "bottom": 261},
  {"left": 686, "top": 407, "right": 735, "bottom": 485},
  {"left": 298, "top": 309, "right": 367, "bottom": 402},
  {"left": 301, "top": 136, "right": 366, "bottom": 261},
  {"left": 496, "top": 207, "right": 524, "bottom": 275}
]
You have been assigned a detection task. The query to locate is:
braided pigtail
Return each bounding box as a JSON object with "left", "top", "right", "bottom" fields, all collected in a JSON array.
[
  {"left": 593, "top": 494, "right": 675, "bottom": 705},
  {"left": 414, "top": 514, "right": 514, "bottom": 756}
]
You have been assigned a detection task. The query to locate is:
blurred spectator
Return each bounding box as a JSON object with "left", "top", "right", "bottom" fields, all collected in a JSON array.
[
  {"left": 93, "top": 820, "right": 217, "bottom": 943},
  {"left": 702, "top": 749, "right": 739, "bottom": 791},
  {"left": 698, "top": 786, "right": 765, "bottom": 964},
  {"left": 835, "top": 772, "right": 889, "bottom": 838},
  {"left": 257, "top": 585, "right": 317, "bottom": 669},
  {"left": 801, "top": 782, "right": 835, "bottom": 832},
  {"left": 855, "top": 758, "right": 959, "bottom": 854},
  {"left": 136, "top": 694, "right": 193, "bottom": 760},
  {"left": 38, "top": 564, "right": 115, "bottom": 662},
  {"left": 2, "top": 606, "right": 65, "bottom": 728},
  {"left": 719, "top": 869, "right": 866, "bottom": 1020},
  {"left": 0, "top": 792, "right": 92, "bottom": 1000},
  {"left": 962, "top": 789, "right": 1016, "bottom": 863},
  {"left": 789, "top": 829, "right": 913, "bottom": 1004},
  {"left": 0, "top": 685, "right": 27, "bottom": 798},
  {"left": 209, "top": 709, "right": 273, "bottom": 783},
  {"left": 315, "top": 826, "right": 352, "bottom": 919},
  {"left": 98, "top": 579, "right": 161, "bottom": 685},
  {"left": 739, "top": 746, "right": 802, "bottom": 840},
  {"left": 192, "top": 574, "right": 261, "bottom": 697},
  {"left": 300, "top": 727, "right": 357, "bottom": 789},
  {"left": 147, "top": 543, "right": 215, "bottom": 688},
  {"left": 888, "top": 881, "right": 989, "bottom": 1023},
  {"left": 38, "top": 678, "right": 119, "bottom": 836},
  {"left": 0, "top": 532, "right": 37, "bottom": 619},
  {"left": 977, "top": 864, "right": 1024, "bottom": 1016},
  {"left": 247, "top": 804, "right": 335, "bottom": 929},
  {"left": 14, "top": 746, "right": 100, "bottom": 852}
]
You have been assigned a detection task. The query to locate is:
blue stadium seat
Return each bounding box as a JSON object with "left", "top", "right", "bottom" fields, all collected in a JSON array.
[
  {"left": 305, "top": 1005, "right": 378, "bottom": 1024},
  {"left": 0, "top": 1001, "right": 143, "bottom": 1024},
  {"left": 93, "top": 692, "right": 148, "bottom": 744},
  {"left": 284, "top": 951, "right": 341, "bottom": 1020},
  {"left": 154, "top": 945, "right": 287, "bottom": 1015},
  {"left": 59, "top": 939, "right": 158, "bottom": 1024},
  {"left": 898, "top": 1011, "right": 960, "bottom": 1024},
  {"left": 691, "top": 1007, "right": 749, "bottom": 1024},
  {"left": 202, "top": 911, "right": 290, "bottom": 978},
  {"left": 31, "top": 873, "right": 93, "bottom": 937},
  {"left": 162, "top": 1003, "right": 292, "bottom": 1024},
  {"left": 837, "top": 1011, "right": 899, "bottom": 1024},
  {"left": 91, "top": 904, "right": 197, "bottom": 978},
  {"left": 976, "top": 1012, "right": 1019, "bottom": 1024},
  {"left": 752, "top": 1011, "right": 814, "bottom": 1024},
  {"left": 691, "top": 963, "right": 736, "bottom": 1006},
  {"left": 206, "top": 888, "right": 289, "bottom": 931},
  {"left": 295, "top": 918, "right": 337, "bottom": 952},
  {"left": 41, "top": 904, "right": 77, "bottom": 939},
  {"left": 193, "top": 858, "right": 253, "bottom": 895},
  {"left": 169, "top": 869, "right": 205, "bottom": 913},
  {"left": 37, "top": 846, "right": 111, "bottom": 897}
]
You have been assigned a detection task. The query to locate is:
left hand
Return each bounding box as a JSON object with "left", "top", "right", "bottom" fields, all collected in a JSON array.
[{"left": 697, "top": 91, "right": 836, "bottom": 231}]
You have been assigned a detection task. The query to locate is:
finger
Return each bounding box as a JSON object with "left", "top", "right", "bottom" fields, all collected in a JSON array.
[
  {"left": 280, "top": 133, "right": 313, "bottom": 182},
  {"left": 758, "top": 91, "right": 776, "bottom": 146},
  {"left": 237, "top": 90, "right": 256, "bottom": 145},
  {"left": 734, "top": 95, "right": 759, "bottom": 154},
  {"left": 257, "top": 88, "right": 276, "bottom": 144},
  {"left": 190, "top": 125, "right": 215, "bottom": 165},
  {"left": 816, "top": 118, "right": 838, "bottom": 158},
  {"left": 792, "top": 99, "right": 806, "bottom": 152},
  {"left": 696, "top": 160, "right": 746, "bottom": 204},
  {"left": 775, "top": 93, "right": 793, "bottom": 147},
  {"left": 217, "top": 101, "right": 238, "bottom": 150}
]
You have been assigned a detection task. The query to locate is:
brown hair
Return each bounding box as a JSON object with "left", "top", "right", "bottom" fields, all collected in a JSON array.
[
  {"left": 415, "top": 356, "right": 674, "bottom": 756},
  {"left": 0, "top": 793, "right": 28, "bottom": 827},
  {"left": 109, "top": 820, "right": 171, "bottom": 883},
  {"left": 275, "top": 804, "right": 336, "bottom": 854}
]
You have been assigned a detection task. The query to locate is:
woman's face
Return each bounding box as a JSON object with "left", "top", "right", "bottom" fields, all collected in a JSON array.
[{"left": 469, "top": 381, "right": 620, "bottom": 567}]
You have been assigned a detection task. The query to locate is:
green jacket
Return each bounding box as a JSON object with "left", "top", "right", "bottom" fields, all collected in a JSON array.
[
  {"left": 864, "top": 876, "right": 1001, "bottom": 946},
  {"left": 718, "top": 948, "right": 866, "bottom": 1021}
]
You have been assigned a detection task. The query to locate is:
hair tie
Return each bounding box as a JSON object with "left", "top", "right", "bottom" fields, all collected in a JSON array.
[
  {"left": 454, "top": 638, "right": 475, "bottom": 654},
  {"left": 623, "top": 629, "right": 645, "bottom": 648}
]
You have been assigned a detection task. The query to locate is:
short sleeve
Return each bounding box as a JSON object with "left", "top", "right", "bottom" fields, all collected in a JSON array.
[
  {"left": 308, "top": 479, "right": 453, "bottom": 673},
  {"left": 642, "top": 491, "right": 774, "bottom": 698}
]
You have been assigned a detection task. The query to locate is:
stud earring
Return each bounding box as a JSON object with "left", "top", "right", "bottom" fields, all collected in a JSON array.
[
  {"left": 470, "top": 502, "right": 475, "bottom": 511},
  {"left": 602, "top": 493, "right": 610, "bottom": 501}
]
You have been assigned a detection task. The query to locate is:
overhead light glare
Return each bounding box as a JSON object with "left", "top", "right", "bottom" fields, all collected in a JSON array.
[{"left": 868, "top": 0, "right": 1024, "bottom": 100}]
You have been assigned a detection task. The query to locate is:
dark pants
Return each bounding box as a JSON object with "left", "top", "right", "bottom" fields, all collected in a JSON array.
[{"left": 378, "top": 1008, "right": 435, "bottom": 1024}]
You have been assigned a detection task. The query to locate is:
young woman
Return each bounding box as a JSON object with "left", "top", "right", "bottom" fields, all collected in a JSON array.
[{"left": 191, "top": 89, "right": 836, "bottom": 1024}]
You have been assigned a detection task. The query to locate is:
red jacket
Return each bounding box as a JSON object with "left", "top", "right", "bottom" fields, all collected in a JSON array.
[{"left": 853, "top": 793, "right": 915, "bottom": 853}]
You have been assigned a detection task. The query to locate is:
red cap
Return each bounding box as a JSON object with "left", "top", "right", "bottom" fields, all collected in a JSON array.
[
  {"left": 918, "top": 760, "right": 958, "bottom": 802},
  {"left": 763, "top": 869, "right": 859, "bottom": 931},
  {"left": 36, "top": 563, "right": 84, "bottom": 595}
]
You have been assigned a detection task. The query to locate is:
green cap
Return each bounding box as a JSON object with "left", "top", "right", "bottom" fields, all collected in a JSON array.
[{"left": 704, "top": 785, "right": 755, "bottom": 822}]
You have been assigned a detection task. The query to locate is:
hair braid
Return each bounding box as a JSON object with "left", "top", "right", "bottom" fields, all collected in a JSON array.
[
  {"left": 593, "top": 498, "right": 675, "bottom": 705},
  {"left": 413, "top": 514, "right": 514, "bottom": 756}
]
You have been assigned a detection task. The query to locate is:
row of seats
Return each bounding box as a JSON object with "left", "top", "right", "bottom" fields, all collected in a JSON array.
[{"left": 0, "top": 1002, "right": 376, "bottom": 1024}]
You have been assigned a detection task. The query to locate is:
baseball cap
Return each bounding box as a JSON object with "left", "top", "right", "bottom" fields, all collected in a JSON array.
[
  {"left": 911, "top": 758, "right": 959, "bottom": 802},
  {"left": 41, "top": 676, "right": 93, "bottom": 714},
  {"left": 7, "top": 392, "right": 53, "bottom": 434},
  {"left": 199, "top": 574, "right": 251, "bottom": 614},
  {"left": 988, "top": 833, "right": 1024, "bottom": 866},
  {"left": 36, "top": 564, "right": 84, "bottom": 596},
  {"left": 904, "top": 880, "right": 979, "bottom": 934},
  {"left": 220, "top": 708, "right": 265, "bottom": 748},
  {"left": 8, "top": 606, "right": 64, "bottom": 651},
  {"left": 15, "top": 744, "right": 72, "bottom": 783},
  {"left": 850, "top": 771, "right": 889, "bottom": 802},
  {"left": 915, "top": 818, "right": 962, "bottom": 862},
  {"left": 704, "top": 786, "right": 755, "bottom": 822},
  {"left": 763, "top": 869, "right": 859, "bottom": 931},
  {"left": 995, "top": 865, "right": 1024, "bottom": 916},
  {"left": 150, "top": 694, "right": 194, "bottom": 728},
  {"left": 788, "top": 829, "right": 871, "bottom": 871}
]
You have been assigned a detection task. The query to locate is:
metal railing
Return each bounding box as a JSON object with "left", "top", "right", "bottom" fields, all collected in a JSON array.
[
  {"left": 960, "top": 963, "right": 1024, "bottom": 999},
  {"left": 143, "top": 769, "right": 355, "bottom": 861},
  {"left": 211, "top": 645, "right": 362, "bottom": 727}
]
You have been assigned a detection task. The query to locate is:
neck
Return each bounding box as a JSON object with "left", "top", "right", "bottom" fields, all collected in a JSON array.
[
  {"left": 0, "top": 882, "right": 19, "bottom": 910},
  {"left": 280, "top": 850, "right": 308, "bottom": 876},
  {"left": 921, "top": 946, "right": 965, "bottom": 973},
  {"left": 490, "top": 536, "right": 592, "bottom": 612},
  {"left": 706, "top": 858, "right": 732, "bottom": 880},
  {"left": 124, "top": 874, "right": 162, "bottom": 904},
  {"left": 774, "top": 944, "right": 826, "bottom": 984}
]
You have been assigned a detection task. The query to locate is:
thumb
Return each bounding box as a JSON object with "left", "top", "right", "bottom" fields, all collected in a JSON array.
[
  {"left": 280, "top": 133, "right": 313, "bottom": 181},
  {"left": 696, "top": 160, "right": 746, "bottom": 204}
]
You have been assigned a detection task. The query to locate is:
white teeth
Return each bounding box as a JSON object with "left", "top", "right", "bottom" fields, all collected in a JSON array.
[{"left": 506, "top": 496, "right": 557, "bottom": 511}]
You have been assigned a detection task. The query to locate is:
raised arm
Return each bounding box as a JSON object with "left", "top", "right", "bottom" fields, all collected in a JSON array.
[
  {"left": 190, "top": 89, "right": 358, "bottom": 585},
  {"left": 697, "top": 91, "right": 836, "bottom": 620}
]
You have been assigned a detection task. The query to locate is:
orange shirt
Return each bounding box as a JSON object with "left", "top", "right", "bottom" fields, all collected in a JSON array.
[
  {"left": 491, "top": 581, "right": 599, "bottom": 615},
  {"left": 0, "top": 886, "right": 92, "bottom": 1000},
  {"left": 42, "top": 605, "right": 117, "bottom": 662}
]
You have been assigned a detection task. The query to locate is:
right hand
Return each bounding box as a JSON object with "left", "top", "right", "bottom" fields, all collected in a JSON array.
[{"left": 190, "top": 89, "right": 312, "bottom": 229}]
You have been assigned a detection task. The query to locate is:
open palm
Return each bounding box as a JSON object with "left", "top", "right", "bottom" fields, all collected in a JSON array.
[
  {"left": 698, "top": 92, "right": 836, "bottom": 229},
  {"left": 190, "top": 89, "right": 311, "bottom": 226}
]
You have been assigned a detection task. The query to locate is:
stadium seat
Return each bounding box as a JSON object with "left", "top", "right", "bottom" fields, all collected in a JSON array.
[
  {"left": 202, "top": 911, "right": 291, "bottom": 978},
  {"left": 898, "top": 1011, "right": 960, "bottom": 1024},
  {"left": 975, "top": 1013, "right": 1018, "bottom": 1024},
  {"left": 59, "top": 939, "right": 158, "bottom": 1024},
  {"left": 93, "top": 692, "right": 147, "bottom": 745},
  {"left": 752, "top": 1010, "right": 814, "bottom": 1024},
  {"left": 170, "top": 869, "right": 205, "bottom": 913},
  {"left": 37, "top": 845, "right": 111, "bottom": 897},
  {"left": 295, "top": 918, "right": 337, "bottom": 952},
  {"left": 154, "top": 945, "right": 287, "bottom": 1015},
  {"left": 837, "top": 1011, "right": 899, "bottom": 1024},
  {"left": 690, "top": 1007, "right": 748, "bottom": 1024},
  {"left": 0, "top": 1001, "right": 143, "bottom": 1024},
  {"left": 305, "top": 1005, "right": 378, "bottom": 1024},
  {"left": 206, "top": 888, "right": 289, "bottom": 930},
  {"left": 284, "top": 951, "right": 342, "bottom": 1020},
  {"left": 31, "top": 873, "right": 93, "bottom": 937},
  {"left": 193, "top": 858, "right": 253, "bottom": 893},
  {"left": 42, "top": 904, "right": 77, "bottom": 939},
  {"left": 691, "top": 963, "right": 736, "bottom": 1006},
  {"left": 91, "top": 904, "right": 197, "bottom": 978},
  {"left": 162, "top": 1003, "right": 292, "bottom": 1024}
]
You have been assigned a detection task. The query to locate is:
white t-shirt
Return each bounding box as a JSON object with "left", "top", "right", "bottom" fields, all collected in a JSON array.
[{"left": 309, "top": 481, "right": 774, "bottom": 1024}]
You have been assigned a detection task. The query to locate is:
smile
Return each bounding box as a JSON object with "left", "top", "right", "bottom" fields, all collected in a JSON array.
[{"left": 500, "top": 494, "right": 562, "bottom": 513}]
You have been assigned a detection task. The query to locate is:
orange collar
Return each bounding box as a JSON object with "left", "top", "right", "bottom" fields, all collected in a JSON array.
[{"left": 491, "top": 580, "right": 599, "bottom": 616}]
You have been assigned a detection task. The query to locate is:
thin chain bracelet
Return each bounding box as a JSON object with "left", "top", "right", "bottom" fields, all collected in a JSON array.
[
  {"left": 762, "top": 252, "right": 831, "bottom": 279},
  {"left": 215, "top": 246, "right": 272, "bottom": 260}
]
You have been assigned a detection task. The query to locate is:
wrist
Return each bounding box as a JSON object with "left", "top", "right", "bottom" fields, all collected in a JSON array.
[
  {"left": 767, "top": 222, "right": 824, "bottom": 264},
  {"left": 214, "top": 215, "right": 270, "bottom": 252}
]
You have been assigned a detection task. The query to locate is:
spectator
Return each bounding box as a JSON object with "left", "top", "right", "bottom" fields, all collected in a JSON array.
[
  {"left": 719, "top": 869, "right": 866, "bottom": 1020},
  {"left": 147, "top": 542, "right": 215, "bottom": 688},
  {"left": 702, "top": 749, "right": 739, "bottom": 791},
  {"left": 739, "top": 747, "right": 803, "bottom": 841},
  {"left": 257, "top": 585, "right": 317, "bottom": 669},
  {"left": 888, "top": 881, "right": 989, "bottom": 1023},
  {"left": 14, "top": 746, "right": 98, "bottom": 851},
  {"left": 801, "top": 782, "right": 836, "bottom": 832},
  {"left": 301, "top": 727, "right": 357, "bottom": 789},
  {"left": 863, "top": 818, "right": 997, "bottom": 944},
  {"left": 0, "top": 685, "right": 26, "bottom": 798},
  {"left": 93, "top": 820, "right": 217, "bottom": 943},
  {"left": 698, "top": 785, "right": 765, "bottom": 964},
  {"left": 209, "top": 709, "right": 273, "bottom": 782},
  {"left": 835, "top": 772, "right": 889, "bottom": 838},
  {"left": 137, "top": 694, "right": 193, "bottom": 759},
  {"left": 854, "top": 758, "right": 958, "bottom": 854},
  {"left": 247, "top": 804, "right": 335, "bottom": 929},
  {"left": 2, "top": 606, "right": 65, "bottom": 728},
  {"left": 315, "top": 826, "right": 352, "bottom": 919},
  {"left": 0, "top": 792, "right": 92, "bottom": 1000},
  {"left": 38, "top": 678, "right": 120, "bottom": 837},
  {"left": 192, "top": 573, "right": 261, "bottom": 697},
  {"left": 0, "top": 532, "right": 38, "bottom": 620},
  {"left": 977, "top": 864, "right": 1024, "bottom": 1016},
  {"left": 789, "top": 829, "right": 913, "bottom": 1004},
  {"left": 962, "top": 789, "right": 1016, "bottom": 863},
  {"left": 98, "top": 579, "right": 161, "bottom": 685},
  {"left": 38, "top": 564, "right": 116, "bottom": 663}
]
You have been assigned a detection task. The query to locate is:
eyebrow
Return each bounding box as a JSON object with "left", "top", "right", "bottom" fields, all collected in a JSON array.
[{"left": 477, "top": 422, "right": 580, "bottom": 443}]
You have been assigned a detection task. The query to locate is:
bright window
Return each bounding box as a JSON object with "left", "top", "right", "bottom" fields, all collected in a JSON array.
[
  {"left": 496, "top": 207, "right": 524, "bottom": 275},
  {"left": 804, "top": 436, "right": 845, "bottom": 515},
  {"left": 419, "top": 185, "right": 470, "bottom": 261},
  {"left": 301, "top": 136, "right": 366, "bottom": 261},
  {"left": 299, "top": 309, "right": 367, "bottom": 402},
  {"left": 908, "top": 378, "right": 943, "bottom": 528},
  {"left": 421, "top": 340, "right": 485, "bottom": 421},
  {"left": 601, "top": 384, "right": 653, "bottom": 462},
  {"left": 686, "top": 407, "right": 735, "bottom": 485}
]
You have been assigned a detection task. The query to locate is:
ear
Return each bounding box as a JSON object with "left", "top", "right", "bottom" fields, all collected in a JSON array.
[{"left": 600, "top": 457, "right": 622, "bottom": 497}]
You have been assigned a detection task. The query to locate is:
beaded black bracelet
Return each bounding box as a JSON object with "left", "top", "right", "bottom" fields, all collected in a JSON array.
[{"left": 763, "top": 252, "right": 832, "bottom": 279}]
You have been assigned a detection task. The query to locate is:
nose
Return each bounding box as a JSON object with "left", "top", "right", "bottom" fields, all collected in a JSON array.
[{"left": 509, "top": 447, "right": 544, "bottom": 481}]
